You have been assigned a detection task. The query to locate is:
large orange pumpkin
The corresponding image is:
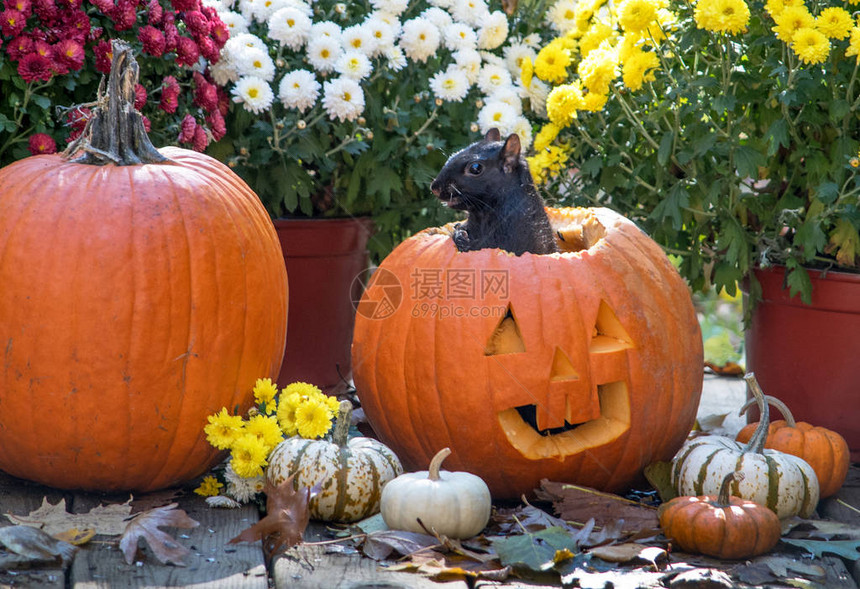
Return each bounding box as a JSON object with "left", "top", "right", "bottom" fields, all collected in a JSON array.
[
  {"left": 352, "top": 207, "right": 703, "bottom": 498},
  {"left": 0, "top": 42, "right": 288, "bottom": 492}
]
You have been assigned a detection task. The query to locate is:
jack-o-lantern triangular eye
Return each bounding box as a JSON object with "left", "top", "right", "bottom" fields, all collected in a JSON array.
[
  {"left": 484, "top": 305, "right": 525, "bottom": 355},
  {"left": 590, "top": 300, "right": 634, "bottom": 352},
  {"left": 550, "top": 347, "right": 580, "bottom": 382}
]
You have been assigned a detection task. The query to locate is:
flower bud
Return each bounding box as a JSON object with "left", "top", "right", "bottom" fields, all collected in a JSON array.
[
  {"left": 470, "top": 123, "right": 479, "bottom": 133},
  {"left": 239, "top": 147, "right": 249, "bottom": 156},
  {"left": 358, "top": 117, "right": 366, "bottom": 126},
  {"left": 475, "top": 99, "right": 483, "bottom": 109},
  {"left": 297, "top": 119, "right": 307, "bottom": 129},
  {"left": 366, "top": 131, "right": 374, "bottom": 140},
  {"left": 414, "top": 94, "right": 421, "bottom": 103},
  {"left": 426, "top": 143, "right": 434, "bottom": 152},
  {"left": 435, "top": 98, "right": 443, "bottom": 107}
]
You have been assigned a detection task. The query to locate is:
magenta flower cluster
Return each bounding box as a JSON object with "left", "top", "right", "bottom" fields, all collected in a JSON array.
[{"left": 0, "top": 0, "right": 230, "bottom": 161}]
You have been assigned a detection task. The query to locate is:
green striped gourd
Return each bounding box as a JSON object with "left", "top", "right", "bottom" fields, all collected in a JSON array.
[
  {"left": 670, "top": 373, "right": 819, "bottom": 519},
  {"left": 267, "top": 400, "right": 403, "bottom": 523}
]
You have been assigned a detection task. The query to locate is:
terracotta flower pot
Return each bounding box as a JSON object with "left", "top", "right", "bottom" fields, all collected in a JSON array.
[
  {"left": 273, "top": 217, "right": 374, "bottom": 393},
  {"left": 745, "top": 265, "right": 860, "bottom": 461}
]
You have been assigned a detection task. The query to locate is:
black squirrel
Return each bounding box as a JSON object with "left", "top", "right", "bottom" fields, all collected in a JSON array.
[{"left": 430, "top": 128, "right": 558, "bottom": 256}]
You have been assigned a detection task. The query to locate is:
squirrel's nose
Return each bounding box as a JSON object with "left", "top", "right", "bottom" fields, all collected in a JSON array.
[{"left": 430, "top": 180, "right": 441, "bottom": 196}]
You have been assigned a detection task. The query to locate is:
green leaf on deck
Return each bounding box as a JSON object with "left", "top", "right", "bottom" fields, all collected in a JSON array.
[
  {"left": 490, "top": 526, "right": 579, "bottom": 571},
  {"left": 781, "top": 538, "right": 860, "bottom": 560}
]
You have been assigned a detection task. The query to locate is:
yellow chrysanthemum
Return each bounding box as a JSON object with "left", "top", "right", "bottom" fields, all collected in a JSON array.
[
  {"left": 815, "top": 7, "right": 852, "bottom": 40},
  {"left": 647, "top": 8, "right": 678, "bottom": 43},
  {"left": 791, "top": 27, "right": 830, "bottom": 64},
  {"left": 252, "top": 377, "right": 278, "bottom": 412},
  {"left": 579, "top": 22, "right": 614, "bottom": 58},
  {"left": 693, "top": 0, "right": 750, "bottom": 35},
  {"left": 616, "top": 0, "right": 660, "bottom": 33},
  {"left": 581, "top": 91, "right": 609, "bottom": 112},
  {"left": 764, "top": 0, "right": 803, "bottom": 18},
  {"left": 846, "top": 26, "right": 860, "bottom": 57},
  {"left": 578, "top": 47, "right": 619, "bottom": 95},
  {"left": 520, "top": 57, "right": 534, "bottom": 89},
  {"left": 622, "top": 48, "right": 660, "bottom": 91},
  {"left": 533, "top": 122, "right": 561, "bottom": 152},
  {"left": 276, "top": 391, "right": 301, "bottom": 436},
  {"left": 230, "top": 434, "right": 269, "bottom": 478},
  {"left": 772, "top": 6, "right": 815, "bottom": 43},
  {"left": 295, "top": 399, "right": 334, "bottom": 439},
  {"left": 204, "top": 408, "right": 245, "bottom": 450},
  {"left": 534, "top": 39, "right": 572, "bottom": 84},
  {"left": 617, "top": 32, "right": 643, "bottom": 62},
  {"left": 546, "top": 82, "right": 584, "bottom": 127},
  {"left": 527, "top": 145, "right": 571, "bottom": 184},
  {"left": 194, "top": 475, "right": 223, "bottom": 497},
  {"left": 244, "top": 414, "right": 283, "bottom": 452}
]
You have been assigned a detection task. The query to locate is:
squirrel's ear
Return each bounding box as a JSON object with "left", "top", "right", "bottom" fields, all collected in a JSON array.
[
  {"left": 485, "top": 128, "right": 501, "bottom": 142},
  {"left": 502, "top": 133, "right": 521, "bottom": 173}
]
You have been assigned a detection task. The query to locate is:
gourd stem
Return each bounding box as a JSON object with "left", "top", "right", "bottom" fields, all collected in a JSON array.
[
  {"left": 743, "top": 372, "right": 770, "bottom": 454},
  {"left": 332, "top": 400, "right": 352, "bottom": 447},
  {"left": 428, "top": 448, "right": 451, "bottom": 481},
  {"left": 63, "top": 39, "right": 168, "bottom": 166},
  {"left": 715, "top": 471, "right": 744, "bottom": 507},
  {"left": 738, "top": 394, "right": 797, "bottom": 428}
]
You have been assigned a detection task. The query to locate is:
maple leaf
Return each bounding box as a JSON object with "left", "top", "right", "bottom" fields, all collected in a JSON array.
[
  {"left": 828, "top": 218, "right": 860, "bottom": 267},
  {"left": 118, "top": 503, "right": 199, "bottom": 566},
  {"left": 6, "top": 496, "right": 132, "bottom": 537},
  {"left": 229, "top": 475, "right": 316, "bottom": 558}
]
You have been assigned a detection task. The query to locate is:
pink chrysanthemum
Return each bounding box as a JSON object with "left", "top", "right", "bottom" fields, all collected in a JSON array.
[
  {"left": 171, "top": 0, "right": 198, "bottom": 12},
  {"left": 197, "top": 35, "right": 219, "bottom": 62},
  {"left": 17, "top": 52, "right": 53, "bottom": 82},
  {"left": 1, "top": 9, "right": 26, "bottom": 37},
  {"left": 207, "top": 109, "right": 226, "bottom": 141},
  {"left": 112, "top": 0, "right": 137, "bottom": 31},
  {"left": 93, "top": 40, "right": 112, "bottom": 74},
  {"left": 134, "top": 83, "right": 147, "bottom": 111},
  {"left": 176, "top": 36, "right": 200, "bottom": 67},
  {"left": 191, "top": 125, "right": 208, "bottom": 151},
  {"left": 139, "top": 25, "right": 166, "bottom": 57},
  {"left": 147, "top": 0, "right": 162, "bottom": 25},
  {"left": 193, "top": 73, "right": 219, "bottom": 111},
  {"left": 184, "top": 10, "right": 210, "bottom": 37},
  {"left": 178, "top": 114, "right": 197, "bottom": 143},
  {"left": 28, "top": 133, "right": 56, "bottom": 155},
  {"left": 160, "top": 75, "right": 180, "bottom": 113},
  {"left": 6, "top": 35, "right": 33, "bottom": 61},
  {"left": 53, "top": 39, "right": 85, "bottom": 73}
]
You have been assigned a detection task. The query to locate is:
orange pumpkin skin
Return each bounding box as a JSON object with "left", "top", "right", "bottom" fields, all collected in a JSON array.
[
  {"left": 0, "top": 148, "right": 288, "bottom": 492},
  {"left": 658, "top": 493, "right": 781, "bottom": 559},
  {"left": 736, "top": 419, "right": 849, "bottom": 498},
  {"left": 352, "top": 207, "right": 703, "bottom": 498}
]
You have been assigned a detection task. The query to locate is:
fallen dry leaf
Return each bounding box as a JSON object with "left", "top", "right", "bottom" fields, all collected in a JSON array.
[
  {"left": 119, "top": 503, "right": 199, "bottom": 566},
  {"left": 0, "top": 525, "right": 77, "bottom": 569},
  {"left": 536, "top": 480, "right": 660, "bottom": 532},
  {"left": 229, "top": 475, "right": 314, "bottom": 558},
  {"left": 53, "top": 528, "right": 97, "bottom": 546},
  {"left": 6, "top": 496, "right": 133, "bottom": 537},
  {"left": 588, "top": 543, "right": 667, "bottom": 566}
]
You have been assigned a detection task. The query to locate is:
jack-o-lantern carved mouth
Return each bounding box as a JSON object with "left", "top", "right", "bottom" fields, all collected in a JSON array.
[{"left": 487, "top": 301, "right": 633, "bottom": 460}]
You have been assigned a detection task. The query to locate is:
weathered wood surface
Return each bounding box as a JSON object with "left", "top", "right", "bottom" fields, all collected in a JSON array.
[{"left": 0, "top": 376, "right": 858, "bottom": 588}]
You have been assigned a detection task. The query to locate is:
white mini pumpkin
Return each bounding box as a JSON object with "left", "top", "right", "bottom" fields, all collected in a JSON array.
[
  {"left": 268, "top": 400, "right": 403, "bottom": 523},
  {"left": 380, "top": 447, "right": 492, "bottom": 539}
]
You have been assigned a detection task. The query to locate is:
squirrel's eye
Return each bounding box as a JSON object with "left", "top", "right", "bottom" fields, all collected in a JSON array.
[{"left": 466, "top": 162, "right": 483, "bottom": 176}]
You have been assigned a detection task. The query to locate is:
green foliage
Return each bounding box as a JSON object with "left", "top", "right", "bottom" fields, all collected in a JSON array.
[{"left": 530, "top": 0, "right": 860, "bottom": 303}]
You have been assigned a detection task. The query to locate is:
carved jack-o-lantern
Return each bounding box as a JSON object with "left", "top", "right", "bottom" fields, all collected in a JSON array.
[{"left": 352, "top": 207, "right": 703, "bottom": 498}]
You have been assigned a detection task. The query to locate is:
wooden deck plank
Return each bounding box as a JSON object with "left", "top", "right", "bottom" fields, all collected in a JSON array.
[{"left": 68, "top": 491, "right": 267, "bottom": 589}]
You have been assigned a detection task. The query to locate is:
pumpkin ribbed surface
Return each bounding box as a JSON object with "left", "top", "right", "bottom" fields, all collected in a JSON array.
[
  {"left": 267, "top": 435, "right": 403, "bottom": 523},
  {"left": 0, "top": 148, "right": 288, "bottom": 491},
  {"left": 352, "top": 207, "right": 703, "bottom": 498}
]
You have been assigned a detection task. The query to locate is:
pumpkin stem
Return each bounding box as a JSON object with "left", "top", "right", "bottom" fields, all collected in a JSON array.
[
  {"left": 737, "top": 394, "right": 796, "bottom": 428},
  {"left": 715, "top": 471, "right": 745, "bottom": 508},
  {"left": 428, "top": 448, "right": 451, "bottom": 481},
  {"left": 63, "top": 40, "right": 169, "bottom": 166},
  {"left": 332, "top": 400, "right": 352, "bottom": 447},
  {"left": 743, "top": 372, "right": 771, "bottom": 454}
]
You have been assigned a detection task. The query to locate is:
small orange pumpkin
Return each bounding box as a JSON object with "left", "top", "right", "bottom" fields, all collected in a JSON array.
[
  {"left": 658, "top": 472, "right": 782, "bottom": 559},
  {"left": 736, "top": 394, "right": 850, "bottom": 498},
  {"left": 0, "top": 42, "right": 288, "bottom": 492}
]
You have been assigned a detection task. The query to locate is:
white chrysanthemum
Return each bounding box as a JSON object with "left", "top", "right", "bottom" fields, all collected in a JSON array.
[
  {"left": 487, "top": 85, "right": 522, "bottom": 114},
  {"left": 311, "top": 20, "right": 342, "bottom": 39},
  {"left": 234, "top": 46, "right": 276, "bottom": 80},
  {"left": 523, "top": 32, "right": 542, "bottom": 48},
  {"left": 322, "top": 77, "right": 366, "bottom": 122},
  {"left": 242, "top": 0, "right": 279, "bottom": 23},
  {"left": 206, "top": 495, "right": 242, "bottom": 509},
  {"left": 480, "top": 50, "right": 506, "bottom": 69},
  {"left": 444, "top": 22, "right": 477, "bottom": 51},
  {"left": 363, "top": 15, "right": 397, "bottom": 55},
  {"left": 342, "top": 23, "right": 376, "bottom": 56},
  {"left": 281, "top": 0, "right": 312, "bottom": 16},
  {"left": 421, "top": 6, "right": 452, "bottom": 31},
  {"left": 428, "top": 0, "right": 452, "bottom": 7},
  {"left": 384, "top": 45, "right": 408, "bottom": 71},
  {"left": 510, "top": 116, "right": 533, "bottom": 150},
  {"left": 307, "top": 36, "right": 343, "bottom": 73},
  {"left": 503, "top": 42, "right": 537, "bottom": 77},
  {"left": 209, "top": 55, "right": 239, "bottom": 86},
  {"left": 477, "top": 63, "right": 512, "bottom": 95},
  {"left": 217, "top": 10, "right": 249, "bottom": 36},
  {"left": 268, "top": 6, "right": 312, "bottom": 50},
  {"left": 546, "top": 0, "right": 578, "bottom": 33},
  {"left": 453, "top": 48, "right": 482, "bottom": 84},
  {"left": 526, "top": 77, "right": 550, "bottom": 117},
  {"left": 429, "top": 66, "right": 471, "bottom": 102},
  {"left": 477, "top": 100, "right": 518, "bottom": 135},
  {"left": 224, "top": 463, "right": 265, "bottom": 502},
  {"left": 399, "top": 17, "right": 441, "bottom": 63},
  {"left": 370, "top": 0, "right": 408, "bottom": 15},
  {"left": 371, "top": 10, "right": 402, "bottom": 36},
  {"left": 450, "top": 0, "right": 489, "bottom": 27},
  {"left": 336, "top": 50, "right": 373, "bottom": 80},
  {"left": 203, "top": 0, "right": 230, "bottom": 10},
  {"left": 477, "top": 10, "right": 508, "bottom": 50},
  {"left": 278, "top": 69, "right": 320, "bottom": 112},
  {"left": 231, "top": 76, "right": 275, "bottom": 114},
  {"left": 224, "top": 32, "right": 268, "bottom": 54}
]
